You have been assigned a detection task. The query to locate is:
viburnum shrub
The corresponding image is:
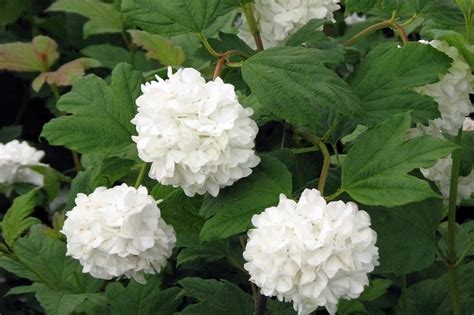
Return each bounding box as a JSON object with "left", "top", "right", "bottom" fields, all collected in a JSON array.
[{"left": 0, "top": 1, "right": 473, "bottom": 315}]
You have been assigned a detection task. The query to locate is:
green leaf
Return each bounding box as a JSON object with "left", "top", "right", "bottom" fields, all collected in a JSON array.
[
  {"left": 41, "top": 63, "right": 143, "bottom": 156},
  {"left": 358, "top": 279, "right": 393, "bottom": 301},
  {"left": 179, "top": 278, "right": 253, "bottom": 315},
  {"left": 0, "top": 0, "right": 26, "bottom": 28},
  {"left": 341, "top": 113, "right": 459, "bottom": 206},
  {"left": 199, "top": 155, "right": 292, "bottom": 241},
  {"left": 177, "top": 240, "right": 228, "bottom": 266},
  {"left": 397, "top": 262, "right": 474, "bottom": 314},
  {"left": 151, "top": 185, "right": 204, "bottom": 245},
  {"left": 4, "top": 227, "right": 103, "bottom": 292},
  {"left": 425, "top": 29, "right": 474, "bottom": 68},
  {"left": 106, "top": 278, "right": 182, "bottom": 315},
  {"left": 47, "top": 0, "right": 123, "bottom": 38},
  {"left": 0, "top": 125, "right": 22, "bottom": 142},
  {"left": 121, "top": 0, "right": 235, "bottom": 36},
  {"left": 242, "top": 46, "right": 360, "bottom": 133},
  {"left": 1, "top": 189, "right": 40, "bottom": 247},
  {"left": 348, "top": 42, "right": 452, "bottom": 125},
  {"left": 367, "top": 198, "right": 444, "bottom": 274},
  {"left": 344, "top": 0, "right": 378, "bottom": 12},
  {"left": 81, "top": 44, "right": 157, "bottom": 71},
  {"left": 33, "top": 283, "right": 103, "bottom": 315},
  {"left": 413, "top": 0, "right": 465, "bottom": 27},
  {"left": 0, "top": 35, "right": 59, "bottom": 72},
  {"left": 128, "top": 30, "right": 185, "bottom": 66},
  {"left": 29, "top": 165, "right": 71, "bottom": 201}
]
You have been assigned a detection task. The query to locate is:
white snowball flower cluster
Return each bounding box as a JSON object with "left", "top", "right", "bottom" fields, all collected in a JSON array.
[
  {"left": 415, "top": 40, "right": 474, "bottom": 136},
  {"left": 243, "top": 189, "right": 379, "bottom": 314},
  {"left": 0, "top": 140, "right": 44, "bottom": 186},
  {"left": 131, "top": 67, "right": 260, "bottom": 197},
  {"left": 420, "top": 118, "right": 474, "bottom": 204},
  {"left": 238, "top": 0, "right": 341, "bottom": 49},
  {"left": 464, "top": 116, "right": 474, "bottom": 131},
  {"left": 61, "top": 184, "right": 176, "bottom": 283},
  {"left": 344, "top": 13, "right": 367, "bottom": 25}
]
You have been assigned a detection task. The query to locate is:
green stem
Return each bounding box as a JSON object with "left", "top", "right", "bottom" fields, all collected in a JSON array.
[
  {"left": 392, "top": 23, "right": 409, "bottom": 44},
  {"left": 241, "top": 2, "right": 264, "bottom": 51},
  {"left": 326, "top": 189, "right": 343, "bottom": 201},
  {"left": 317, "top": 141, "right": 331, "bottom": 195},
  {"left": 291, "top": 146, "right": 318, "bottom": 154},
  {"left": 447, "top": 128, "right": 463, "bottom": 315},
  {"left": 455, "top": 240, "right": 474, "bottom": 267},
  {"left": 199, "top": 33, "right": 221, "bottom": 58},
  {"left": 135, "top": 163, "right": 148, "bottom": 188},
  {"left": 344, "top": 11, "right": 397, "bottom": 46}
]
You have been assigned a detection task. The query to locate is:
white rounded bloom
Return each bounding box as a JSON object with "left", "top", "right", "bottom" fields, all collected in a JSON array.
[
  {"left": 0, "top": 140, "right": 44, "bottom": 186},
  {"left": 61, "top": 184, "right": 176, "bottom": 283},
  {"left": 131, "top": 67, "right": 260, "bottom": 197},
  {"left": 243, "top": 189, "right": 379, "bottom": 315},
  {"left": 238, "top": 0, "right": 341, "bottom": 49},
  {"left": 344, "top": 13, "right": 367, "bottom": 26},
  {"left": 415, "top": 40, "right": 474, "bottom": 136}
]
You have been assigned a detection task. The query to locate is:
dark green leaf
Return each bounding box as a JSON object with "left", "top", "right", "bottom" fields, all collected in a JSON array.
[
  {"left": 41, "top": 63, "right": 143, "bottom": 156},
  {"left": 121, "top": 0, "right": 235, "bottom": 36},
  {"left": 199, "top": 155, "right": 292, "bottom": 241},
  {"left": 341, "top": 113, "right": 459, "bottom": 206},
  {"left": 242, "top": 46, "right": 360, "bottom": 134},
  {"left": 106, "top": 278, "right": 182, "bottom": 315},
  {"left": 179, "top": 277, "right": 253, "bottom": 315},
  {"left": 367, "top": 198, "right": 444, "bottom": 274},
  {"left": 0, "top": 125, "right": 22, "bottom": 142},
  {"left": 349, "top": 42, "right": 452, "bottom": 125},
  {"left": 397, "top": 262, "right": 474, "bottom": 314}
]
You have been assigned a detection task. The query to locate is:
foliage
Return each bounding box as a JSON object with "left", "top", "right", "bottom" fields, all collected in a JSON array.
[{"left": 0, "top": 0, "right": 473, "bottom": 314}]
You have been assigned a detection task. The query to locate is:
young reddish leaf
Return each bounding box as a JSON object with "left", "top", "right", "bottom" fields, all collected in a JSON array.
[
  {"left": 32, "top": 58, "right": 101, "bottom": 92},
  {"left": 0, "top": 35, "right": 59, "bottom": 72}
]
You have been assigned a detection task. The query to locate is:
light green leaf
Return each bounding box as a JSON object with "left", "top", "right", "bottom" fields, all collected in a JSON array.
[
  {"left": 341, "top": 113, "right": 459, "bottom": 206},
  {"left": 179, "top": 278, "right": 253, "bottom": 315},
  {"left": 1, "top": 189, "right": 40, "bottom": 247},
  {"left": 0, "top": 35, "right": 59, "bottom": 72},
  {"left": 397, "top": 262, "right": 474, "bottom": 314},
  {"left": 106, "top": 278, "right": 182, "bottom": 315},
  {"left": 128, "top": 30, "right": 185, "bottom": 66},
  {"left": 41, "top": 63, "right": 142, "bottom": 156},
  {"left": 47, "top": 0, "right": 123, "bottom": 38},
  {"left": 121, "top": 0, "right": 236, "bottom": 36},
  {"left": 348, "top": 42, "right": 452, "bottom": 125},
  {"left": 199, "top": 155, "right": 292, "bottom": 241},
  {"left": 242, "top": 46, "right": 360, "bottom": 133}
]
